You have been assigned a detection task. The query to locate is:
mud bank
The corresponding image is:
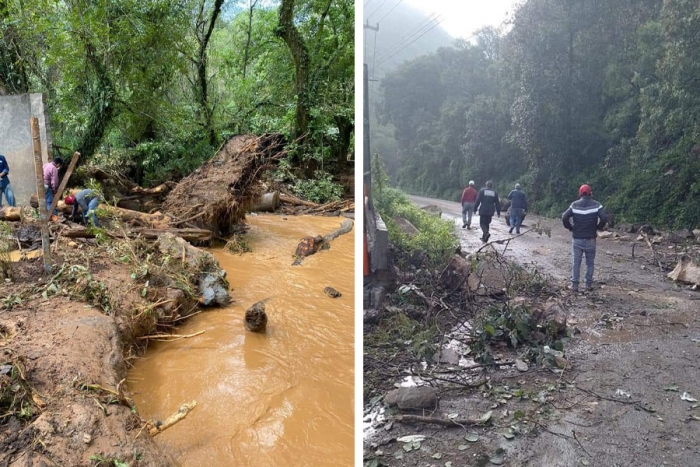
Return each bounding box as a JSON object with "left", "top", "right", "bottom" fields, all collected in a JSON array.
[{"left": 0, "top": 237, "right": 211, "bottom": 467}]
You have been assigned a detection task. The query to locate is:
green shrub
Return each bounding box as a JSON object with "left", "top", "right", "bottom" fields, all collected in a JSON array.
[{"left": 292, "top": 170, "right": 343, "bottom": 204}]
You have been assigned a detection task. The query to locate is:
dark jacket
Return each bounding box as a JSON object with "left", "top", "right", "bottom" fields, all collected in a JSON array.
[
  {"left": 0, "top": 154, "right": 10, "bottom": 189},
  {"left": 474, "top": 188, "right": 500, "bottom": 217},
  {"left": 508, "top": 189, "right": 528, "bottom": 210},
  {"left": 562, "top": 196, "right": 607, "bottom": 239}
]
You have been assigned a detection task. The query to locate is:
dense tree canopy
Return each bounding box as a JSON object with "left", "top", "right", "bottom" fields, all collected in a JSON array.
[
  {"left": 0, "top": 0, "right": 354, "bottom": 189},
  {"left": 376, "top": 0, "right": 700, "bottom": 228}
]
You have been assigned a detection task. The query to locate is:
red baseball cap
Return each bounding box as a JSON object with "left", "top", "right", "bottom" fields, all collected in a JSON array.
[
  {"left": 64, "top": 195, "right": 75, "bottom": 205},
  {"left": 579, "top": 184, "right": 592, "bottom": 196}
]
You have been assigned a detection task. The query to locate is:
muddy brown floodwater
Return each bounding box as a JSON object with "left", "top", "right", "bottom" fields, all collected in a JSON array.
[{"left": 128, "top": 215, "right": 354, "bottom": 467}]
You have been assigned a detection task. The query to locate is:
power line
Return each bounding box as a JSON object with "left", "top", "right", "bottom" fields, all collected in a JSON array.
[
  {"left": 373, "top": 13, "right": 438, "bottom": 61},
  {"left": 366, "top": 0, "right": 391, "bottom": 20},
  {"left": 375, "top": 0, "right": 405, "bottom": 24},
  {"left": 375, "top": 14, "right": 443, "bottom": 63},
  {"left": 377, "top": 16, "right": 446, "bottom": 66}
]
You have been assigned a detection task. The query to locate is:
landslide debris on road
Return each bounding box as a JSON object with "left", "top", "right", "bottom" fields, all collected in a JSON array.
[{"left": 162, "top": 134, "right": 286, "bottom": 236}]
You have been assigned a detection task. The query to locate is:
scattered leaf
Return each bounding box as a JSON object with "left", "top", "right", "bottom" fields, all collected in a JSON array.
[
  {"left": 479, "top": 410, "right": 493, "bottom": 424},
  {"left": 465, "top": 433, "right": 479, "bottom": 443},
  {"left": 432, "top": 452, "right": 443, "bottom": 459},
  {"left": 402, "top": 443, "right": 413, "bottom": 453},
  {"left": 458, "top": 444, "right": 469, "bottom": 451},
  {"left": 396, "top": 435, "right": 425, "bottom": 443},
  {"left": 664, "top": 384, "right": 679, "bottom": 392},
  {"left": 445, "top": 462, "right": 453, "bottom": 467},
  {"left": 681, "top": 392, "right": 698, "bottom": 402},
  {"left": 489, "top": 455, "right": 505, "bottom": 465},
  {"left": 503, "top": 432, "right": 515, "bottom": 440}
]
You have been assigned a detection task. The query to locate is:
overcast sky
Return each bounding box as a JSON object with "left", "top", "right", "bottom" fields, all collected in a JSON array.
[{"left": 404, "top": 0, "right": 521, "bottom": 39}]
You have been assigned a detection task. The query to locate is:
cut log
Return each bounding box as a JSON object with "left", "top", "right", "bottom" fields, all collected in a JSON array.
[
  {"left": 130, "top": 228, "right": 212, "bottom": 243},
  {"left": 667, "top": 255, "right": 700, "bottom": 286},
  {"left": 0, "top": 207, "right": 22, "bottom": 221},
  {"left": 251, "top": 191, "right": 280, "bottom": 212}
]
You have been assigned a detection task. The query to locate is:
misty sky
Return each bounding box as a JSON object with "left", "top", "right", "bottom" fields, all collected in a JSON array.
[{"left": 405, "top": 0, "right": 521, "bottom": 39}]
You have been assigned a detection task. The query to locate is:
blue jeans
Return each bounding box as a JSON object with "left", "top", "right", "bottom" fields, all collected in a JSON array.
[
  {"left": 79, "top": 196, "right": 100, "bottom": 226},
  {"left": 572, "top": 238, "right": 597, "bottom": 289},
  {"left": 0, "top": 182, "right": 15, "bottom": 207},
  {"left": 462, "top": 202, "right": 474, "bottom": 227},
  {"left": 510, "top": 208, "right": 524, "bottom": 233},
  {"left": 45, "top": 187, "right": 58, "bottom": 215}
]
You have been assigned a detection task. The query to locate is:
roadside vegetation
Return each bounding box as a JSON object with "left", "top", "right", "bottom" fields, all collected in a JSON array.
[{"left": 374, "top": 0, "right": 700, "bottom": 228}]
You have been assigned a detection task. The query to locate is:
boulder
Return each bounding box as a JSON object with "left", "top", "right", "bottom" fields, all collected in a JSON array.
[
  {"left": 393, "top": 217, "right": 419, "bottom": 237},
  {"left": 421, "top": 204, "right": 442, "bottom": 217},
  {"left": 156, "top": 233, "right": 230, "bottom": 306},
  {"left": 532, "top": 299, "right": 567, "bottom": 337},
  {"left": 667, "top": 255, "right": 700, "bottom": 286},
  {"left": 385, "top": 387, "right": 438, "bottom": 410}
]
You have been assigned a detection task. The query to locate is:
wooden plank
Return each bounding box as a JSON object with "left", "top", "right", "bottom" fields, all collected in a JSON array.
[
  {"left": 31, "top": 117, "right": 52, "bottom": 271},
  {"left": 47, "top": 151, "right": 80, "bottom": 217}
]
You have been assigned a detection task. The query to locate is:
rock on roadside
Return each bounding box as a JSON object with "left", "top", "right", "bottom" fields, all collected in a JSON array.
[{"left": 385, "top": 387, "right": 439, "bottom": 410}]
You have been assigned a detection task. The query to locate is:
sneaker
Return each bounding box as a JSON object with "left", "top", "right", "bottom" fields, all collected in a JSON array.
[
  {"left": 567, "top": 285, "right": 579, "bottom": 293},
  {"left": 516, "top": 230, "right": 520, "bottom": 234},
  {"left": 484, "top": 233, "right": 490, "bottom": 242},
  {"left": 462, "top": 223, "right": 467, "bottom": 228},
  {"left": 480, "top": 236, "right": 487, "bottom": 243},
  {"left": 585, "top": 284, "right": 594, "bottom": 292},
  {"left": 509, "top": 228, "right": 513, "bottom": 234},
  {"left": 467, "top": 225, "right": 471, "bottom": 230}
]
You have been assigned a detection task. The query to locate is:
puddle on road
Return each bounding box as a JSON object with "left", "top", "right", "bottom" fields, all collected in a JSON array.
[{"left": 128, "top": 214, "right": 354, "bottom": 467}]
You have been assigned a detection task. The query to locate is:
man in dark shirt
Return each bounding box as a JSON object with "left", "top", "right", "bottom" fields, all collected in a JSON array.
[
  {"left": 562, "top": 184, "right": 607, "bottom": 292},
  {"left": 0, "top": 154, "right": 16, "bottom": 208},
  {"left": 474, "top": 180, "right": 500, "bottom": 243},
  {"left": 507, "top": 183, "right": 527, "bottom": 234}
]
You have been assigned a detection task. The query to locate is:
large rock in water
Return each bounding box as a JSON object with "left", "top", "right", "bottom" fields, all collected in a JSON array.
[
  {"left": 162, "top": 134, "right": 285, "bottom": 236},
  {"left": 156, "top": 233, "right": 230, "bottom": 306}
]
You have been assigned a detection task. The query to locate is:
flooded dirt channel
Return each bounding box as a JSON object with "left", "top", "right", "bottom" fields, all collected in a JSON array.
[{"left": 128, "top": 215, "right": 354, "bottom": 467}]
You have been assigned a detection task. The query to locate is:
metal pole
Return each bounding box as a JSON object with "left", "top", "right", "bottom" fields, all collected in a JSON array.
[{"left": 364, "top": 63, "right": 372, "bottom": 209}]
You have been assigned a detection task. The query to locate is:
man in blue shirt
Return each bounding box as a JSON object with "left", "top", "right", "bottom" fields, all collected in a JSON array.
[
  {"left": 0, "top": 154, "right": 16, "bottom": 208},
  {"left": 507, "top": 183, "right": 528, "bottom": 234}
]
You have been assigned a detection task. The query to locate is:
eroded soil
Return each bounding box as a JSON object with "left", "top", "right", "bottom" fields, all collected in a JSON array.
[{"left": 364, "top": 195, "right": 700, "bottom": 467}]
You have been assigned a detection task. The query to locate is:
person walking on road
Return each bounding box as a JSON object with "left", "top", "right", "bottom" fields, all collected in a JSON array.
[
  {"left": 474, "top": 180, "right": 500, "bottom": 243},
  {"left": 42, "top": 157, "right": 63, "bottom": 220},
  {"left": 65, "top": 189, "right": 101, "bottom": 227},
  {"left": 507, "top": 183, "right": 528, "bottom": 234},
  {"left": 460, "top": 180, "right": 478, "bottom": 229},
  {"left": 562, "top": 184, "right": 607, "bottom": 292},
  {"left": 0, "top": 154, "right": 16, "bottom": 208}
]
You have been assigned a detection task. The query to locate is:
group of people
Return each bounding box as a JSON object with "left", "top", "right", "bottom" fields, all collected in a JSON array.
[
  {"left": 460, "top": 180, "right": 528, "bottom": 242},
  {"left": 0, "top": 153, "right": 100, "bottom": 226},
  {"left": 460, "top": 180, "right": 607, "bottom": 293}
]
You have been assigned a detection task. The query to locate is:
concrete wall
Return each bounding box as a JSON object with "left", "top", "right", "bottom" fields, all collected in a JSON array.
[{"left": 0, "top": 94, "right": 52, "bottom": 206}]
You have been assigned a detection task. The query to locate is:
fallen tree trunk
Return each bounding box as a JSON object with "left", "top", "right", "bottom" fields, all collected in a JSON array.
[
  {"left": 293, "top": 219, "right": 354, "bottom": 265},
  {"left": 667, "top": 255, "right": 700, "bottom": 286},
  {"left": 279, "top": 192, "right": 319, "bottom": 207},
  {"left": 129, "top": 181, "right": 176, "bottom": 196},
  {"left": 130, "top": 228, "right": 212, "bottom": 243},
  {"left": 322, "top": 218, "right": 354, "bottom": 243},
  {"left": 0, "top": 207, "right": 22, "bottom": 221}
]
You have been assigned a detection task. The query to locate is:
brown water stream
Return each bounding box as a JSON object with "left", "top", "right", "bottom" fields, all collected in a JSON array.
[{"left": 128, "top": 215, "right": 354, "bottom": 467}]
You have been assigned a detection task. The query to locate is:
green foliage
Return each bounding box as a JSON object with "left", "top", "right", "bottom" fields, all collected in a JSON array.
[
  {"left": 292, "top": 170, "right": 343, "bottom": 204},
  {"left": 376, "top": 0, "right": 700, "bottom": 228},
  {"left": 375, "top": 186, "right": 458, "bottom": 267},
  {"left": 1, "top": 0, "right": 353, "bottom": 184}
]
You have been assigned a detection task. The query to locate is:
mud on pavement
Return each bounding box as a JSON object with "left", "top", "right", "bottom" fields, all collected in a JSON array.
[{"left": 364, "top": 196, "right": 700, "bottom": 467}]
